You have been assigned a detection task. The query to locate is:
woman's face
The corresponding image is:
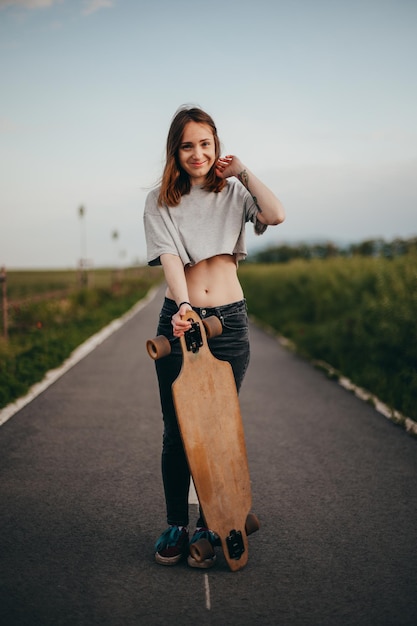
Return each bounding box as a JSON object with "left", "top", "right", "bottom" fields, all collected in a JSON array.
[{"left": 178, "top": 121, "right": 216, "bottom": 185}]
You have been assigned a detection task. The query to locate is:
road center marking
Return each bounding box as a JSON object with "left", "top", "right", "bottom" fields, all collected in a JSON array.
[{"left": 204, "top": 574, "right": 211, "bottom": 610}]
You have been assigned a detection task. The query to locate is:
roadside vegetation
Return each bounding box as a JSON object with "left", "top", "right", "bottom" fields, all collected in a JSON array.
[
  {"left": 0, "top": 267, "right": 163, "bottom": 409},
  {"left": 1, "top": 236, "right": 416, "bottom": 424},
  {"left": 240, "top": 238, "right": 417, "bottom": 422}
]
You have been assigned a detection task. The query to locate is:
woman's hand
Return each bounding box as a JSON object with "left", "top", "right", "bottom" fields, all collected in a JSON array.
[
  {"left": 216, "top": 156, "right": 286, "bottom": 226},
  {"left": 215, "top": 155, "right": 245, "bottom": 179},
  {"left": 171, "top": 302, "right": 193, "bottom": 338}
]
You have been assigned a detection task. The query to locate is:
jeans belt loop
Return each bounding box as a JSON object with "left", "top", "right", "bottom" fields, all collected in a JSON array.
[{"left": 214, "top": 306, "right": 224, "bottom": 325}]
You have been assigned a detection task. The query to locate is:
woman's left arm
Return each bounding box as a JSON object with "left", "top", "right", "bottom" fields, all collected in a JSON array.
[{"left": 216, "top": 155, "right": 285, "bottom": 225}]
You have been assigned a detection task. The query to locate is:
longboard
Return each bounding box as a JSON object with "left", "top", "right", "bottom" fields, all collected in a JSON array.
[{"left": 147, "top": 310, "right": 259, "bottom": 571}]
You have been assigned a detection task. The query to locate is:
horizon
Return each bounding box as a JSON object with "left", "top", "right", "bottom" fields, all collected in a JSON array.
[{"left": 3, "top": 233, "right": 416, "bottom": 272}]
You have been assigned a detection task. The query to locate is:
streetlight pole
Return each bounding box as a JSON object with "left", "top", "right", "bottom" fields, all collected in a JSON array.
[
  {"left": 78, "top": 205, "right": 87, "bottom": 286},
  {"left": 0, "top": 267, "right": 8, "bottom": 341}
]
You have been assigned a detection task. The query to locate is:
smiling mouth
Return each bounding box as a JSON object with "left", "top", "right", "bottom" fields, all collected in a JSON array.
[{"left": 191, "top": 161, "right": 207, "bottom": 167}]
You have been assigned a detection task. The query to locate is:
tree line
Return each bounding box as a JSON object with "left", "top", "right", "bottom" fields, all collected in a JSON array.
[{"left": 249, "top": 236, "right": 417, "bottom": 264}]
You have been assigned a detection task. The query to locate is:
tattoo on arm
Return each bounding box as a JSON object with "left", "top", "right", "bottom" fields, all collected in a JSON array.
[
  {"left": 237, "top": 169, "right": 249, "bottom": 188},
  {"left": 237, "top": 169, "right": 262, "bottom": 213}
]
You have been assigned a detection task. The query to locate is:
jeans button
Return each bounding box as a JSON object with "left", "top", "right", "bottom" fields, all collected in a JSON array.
[{"left": 201, "top": 309, "right": 207, "bottom": 317}]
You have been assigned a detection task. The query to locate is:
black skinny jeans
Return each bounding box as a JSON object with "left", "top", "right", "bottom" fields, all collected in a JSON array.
[{"left": 155, "top": 297, "right": 250, "bottom": 526}]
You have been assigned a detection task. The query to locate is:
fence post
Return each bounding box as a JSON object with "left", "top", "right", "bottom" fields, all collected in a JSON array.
[{"left": 0, "top": 266, "right": 8, "bottom": 341}]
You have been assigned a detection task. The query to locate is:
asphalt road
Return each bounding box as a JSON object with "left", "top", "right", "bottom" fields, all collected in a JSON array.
[{"left": 1, "top": 287, "right": 416, "bottom": 626}]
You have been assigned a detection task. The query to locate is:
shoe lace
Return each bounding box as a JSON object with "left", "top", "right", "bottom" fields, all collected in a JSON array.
[
  {"left": 155, "top": 526, "right": 185, "bottom": 551},
  {"left": 190, "top": 528, "right": 216, "bottom": 546}
]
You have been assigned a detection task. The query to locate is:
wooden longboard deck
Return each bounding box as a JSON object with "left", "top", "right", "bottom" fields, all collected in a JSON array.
[{"left": 172, "top": 311, "right": 252, "bottom": 571}]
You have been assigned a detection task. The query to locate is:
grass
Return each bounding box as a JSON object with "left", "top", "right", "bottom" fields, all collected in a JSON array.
[
  {"left": 5, "top": 267, "right": 143, "bottom": 300},
  {"left": 239, "top": 253, "right": 417, "bottom": 421},
  {"left": 0, "top": 267, "right": 163, "bottom": 409}
]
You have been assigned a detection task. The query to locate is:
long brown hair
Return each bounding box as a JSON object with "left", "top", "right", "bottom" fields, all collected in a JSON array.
[{"left": 158, "top": 106, "right": 226, "bottom": 207}]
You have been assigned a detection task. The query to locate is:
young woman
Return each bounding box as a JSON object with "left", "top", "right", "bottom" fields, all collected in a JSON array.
[{"left": 144, "top": 106, "right": 285, "bottom": 568}]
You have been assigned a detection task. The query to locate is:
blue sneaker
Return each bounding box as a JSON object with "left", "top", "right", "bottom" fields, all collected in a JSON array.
[
  {"left": 188, "top": 527, "right": 218, "bottom": 569},
  {"left": 154, "top": 526, "right": 189, "bottom": 566}
]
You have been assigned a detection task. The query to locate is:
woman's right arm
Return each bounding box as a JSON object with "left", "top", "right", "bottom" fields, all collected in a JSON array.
[{"left": 160, "top": 253, "right": 192, "bottom": 337}]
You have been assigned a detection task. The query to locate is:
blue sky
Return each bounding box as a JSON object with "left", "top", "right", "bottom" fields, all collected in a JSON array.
[{"left": 1, "top": 0, "right": 416, "bottom": 268}]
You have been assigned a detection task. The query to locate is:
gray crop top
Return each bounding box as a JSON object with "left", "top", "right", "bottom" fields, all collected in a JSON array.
[{"left": 143, "top": 178, "right": 267, "bottom": 267}]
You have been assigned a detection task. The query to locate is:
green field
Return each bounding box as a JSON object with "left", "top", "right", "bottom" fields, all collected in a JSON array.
[
  {"left": 0, "top": 267, "right": 163, "bottom": 409},
  {"left": 239, "top": 252, "right": 417, "bottom": 423},
  {"left": 5, "top": 267, "right": 144, "bottom": 300}
]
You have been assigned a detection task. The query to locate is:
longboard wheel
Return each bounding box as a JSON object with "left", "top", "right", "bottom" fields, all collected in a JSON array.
[
  {"left": 189, "top": 538, "right": 215, "bottom": 562},
  {"left": 146, "top": 336, "right": 171, "bottom": 360},
  {"left": 245, "top": 513, "right": 260, "bottom": 536},
  {"left": 202, "top": 315, "right": 223, "bottom": 339}
]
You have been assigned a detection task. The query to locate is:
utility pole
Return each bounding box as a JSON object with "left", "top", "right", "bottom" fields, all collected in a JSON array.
[
  {"left": 111, "top": 230, "right": 121, "bottom": 287},
  {"left": 0, "top": 266, "right": 8, "bottom": 341},
  {"left": 78, "top": 205, "right": 87, "bottom": 286}
]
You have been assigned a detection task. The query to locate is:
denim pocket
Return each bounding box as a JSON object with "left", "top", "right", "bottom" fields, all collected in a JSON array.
[{"left": 221, "top": 306, "right": 248, "bottom": 333}]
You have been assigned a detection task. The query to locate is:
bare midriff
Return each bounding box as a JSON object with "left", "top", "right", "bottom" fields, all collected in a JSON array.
[{"left": 165, "top": 254, "right": 244, "bottom": 308}]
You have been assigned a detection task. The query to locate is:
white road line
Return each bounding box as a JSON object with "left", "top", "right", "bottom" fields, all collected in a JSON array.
[
  {"left": 0, "top": 286, "right": 159, "bottom": 428},
  {"left": 204, "top": 574, "right": 211, "bottom": 610}
]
